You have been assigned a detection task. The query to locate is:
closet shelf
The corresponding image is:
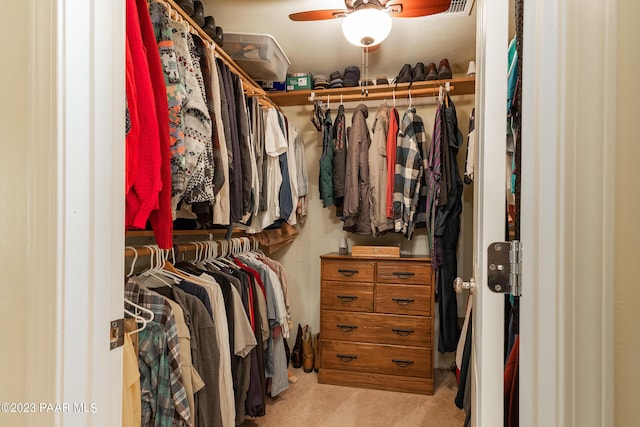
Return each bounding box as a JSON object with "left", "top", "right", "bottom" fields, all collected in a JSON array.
[{"left": 266, "top": 76, "right": 476, "bottom": 107}]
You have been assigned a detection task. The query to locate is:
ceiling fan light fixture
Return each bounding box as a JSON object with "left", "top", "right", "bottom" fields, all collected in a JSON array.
[{"left": 341, "top": 8, "right": 392, "bottom": 47}]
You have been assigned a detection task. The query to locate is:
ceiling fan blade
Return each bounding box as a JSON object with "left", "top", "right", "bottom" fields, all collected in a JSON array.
[
  {"left": 387, "top": 0, "right": 452, "bottom": 18},
  {"left": 289, "top": 9, "right": 348, "bottom": 22}
]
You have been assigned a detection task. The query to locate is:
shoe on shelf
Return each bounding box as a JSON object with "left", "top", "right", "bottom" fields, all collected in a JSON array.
[
  {"left": 175, "top": 0, "right": 194, "bottom": 16},
  {"left": 203, "top": 16, "right": 216, "bottom": 40},
  {"left": 214, "top": 26, "right": 224, "bottom": 46},
  {"left": 191, "top": 0, "right": 205, "bottom": 27},
  {"left": 291, "top": 324, "right": 303, "bottom": 369},
  {"left": 412, "top": 62, "right": 426, "bottom": 82},
  {"left": 438, "top": 58, "right": 453, "bottom": 80},
  {"left": 302, "top": 325, "right": 314, "bottom": 373},
  {"left": 394, "top": 63, "right": 413, "bottom": 84},
  {"left": 426, "top": 62, "right": 439, "bottom": 81}
]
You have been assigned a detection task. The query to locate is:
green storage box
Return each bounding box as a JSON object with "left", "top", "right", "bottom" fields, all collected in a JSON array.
[{"left": 286, "top": 74, "right": 312, "bottom": 91}]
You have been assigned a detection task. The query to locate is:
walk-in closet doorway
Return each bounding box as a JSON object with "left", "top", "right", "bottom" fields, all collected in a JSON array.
[{"left": 8, "top": 0, "right": 622, "bottom": 426}]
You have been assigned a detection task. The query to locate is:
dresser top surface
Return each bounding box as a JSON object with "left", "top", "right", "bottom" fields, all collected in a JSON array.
[{"left": 321, "top": 252, "right": 431, "bottom": 262}]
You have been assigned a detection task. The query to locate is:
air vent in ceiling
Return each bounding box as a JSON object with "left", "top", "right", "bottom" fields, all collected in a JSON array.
[{"left": 438, "top": 0, "right": 474, "bottom": 16}]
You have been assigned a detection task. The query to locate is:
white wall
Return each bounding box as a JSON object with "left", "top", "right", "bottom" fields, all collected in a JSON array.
[
  {"left": 615, "top": 0, "right": 640, "bottom": 425},
  {"left": 273, "top": 94, "right": 475, "bottom": 368},
  {"left": 0, "top": 2, "right": 29, "bottom": 425}
]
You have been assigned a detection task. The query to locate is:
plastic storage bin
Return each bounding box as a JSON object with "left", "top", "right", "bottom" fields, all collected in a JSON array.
[{"left": 221, "top": 33, "right": 290, "bottom": 82}]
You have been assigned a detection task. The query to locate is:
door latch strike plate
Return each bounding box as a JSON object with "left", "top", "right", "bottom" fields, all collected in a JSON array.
[{"left": 110, "top": 318, "right": 125, "bottom": 350}]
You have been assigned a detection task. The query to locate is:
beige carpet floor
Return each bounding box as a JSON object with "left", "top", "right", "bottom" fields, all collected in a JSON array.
[{"left": 243, "top": 368, "right": 466, "bottom": 427}]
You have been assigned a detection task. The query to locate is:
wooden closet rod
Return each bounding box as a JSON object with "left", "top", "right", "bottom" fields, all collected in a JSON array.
[
  {"left": 160, "top": 0, "right": 283, "bottom": 113},
  {"left": 125, "top": 242, "right": 212, "bottom": 258},
  {"left": 125, "top": 237, "right": 258, "bottom": 259},
  {"left": 309, "top": 85, "right": 455, "bottom": 104}
]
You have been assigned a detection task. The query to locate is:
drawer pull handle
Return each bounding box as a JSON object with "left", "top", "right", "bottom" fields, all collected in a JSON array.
[
  {"left": 337, "top": 295, "right": 359, "bottom": 303},
  {"left": 392, "top": 359, "right": 415, "bottom": 368},
  {"left": 338, "top": 269, "right": 359, "bottom": 277},
  {"left": 337, "top": 324, "right": 358, "bottom": 332},
  {"left": 337, "top": 354, "right": 358, "bottom": 362},
  {"left": 392, "top": 328, "right": 415, "bottom": 337},
  {"left": 392, "top": 271, "right": 416, "bottom": 279},
  {"left": 392, "top": 297, "right": 415, "bottom": 306}
]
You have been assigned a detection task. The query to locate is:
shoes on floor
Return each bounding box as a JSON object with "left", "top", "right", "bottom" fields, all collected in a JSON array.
[
  {"left": 291, "top": 324, "right": 303, "bottom": 369},
  {"left": 302, "top": 325, "right": 314, "bottom": 373},
  {"left": 312, "top": 332, "right": 320, "bottom": 373}
]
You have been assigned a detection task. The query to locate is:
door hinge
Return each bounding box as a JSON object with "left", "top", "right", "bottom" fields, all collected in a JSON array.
[
  {"left": 110, "top": 318, "right": 125, "bottom": 350},
  {"left": 487, "top": 240, "right": 522, "bottom": 297}
]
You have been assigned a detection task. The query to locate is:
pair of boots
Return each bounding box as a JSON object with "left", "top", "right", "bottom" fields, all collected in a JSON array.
[{"left": 291, "top": 324, "right": 320, "bottom": 373}]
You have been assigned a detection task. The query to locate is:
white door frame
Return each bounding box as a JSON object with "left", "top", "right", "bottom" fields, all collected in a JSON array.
[
  {"left": 472, "top": 0, "right": 509, "bottom": 425},
  {"left": 520, "top": 0, "right": 616, "bottom": 426},
  {"left": 26, "top": 0, "right": 125, "bottom": 425}
]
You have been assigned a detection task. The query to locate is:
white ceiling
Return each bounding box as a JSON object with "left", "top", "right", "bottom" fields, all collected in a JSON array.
[{"left": 203, "top": 0, "right": 477, "bottom": 81}]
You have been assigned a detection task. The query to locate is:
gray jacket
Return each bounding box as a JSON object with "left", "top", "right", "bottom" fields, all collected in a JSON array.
[
  {"left": 343, "top": 104, "right": 372, "bottom": 235},
  {"left": 369, "top": 104, "right": 394, "bottom": 235}
]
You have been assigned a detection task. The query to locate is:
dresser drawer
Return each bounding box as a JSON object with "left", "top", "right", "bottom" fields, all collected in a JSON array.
[
  {"left": 322, "top": 260, "right": 375, "bottom": 282},
  {"left": 376, "top": 261, "right": 431, "bottom": 285},
  {"left": 321, "top": 311, "right": 431, "bottom": 347},
  {"left": 321, "top": 340, "right": 431, "bottom": 379},
  {"left": 375, "top": 284, "right": 431, "bottom": 316},
  {"left": 321, "top": 282, "right": 374, "bottom": 312}
]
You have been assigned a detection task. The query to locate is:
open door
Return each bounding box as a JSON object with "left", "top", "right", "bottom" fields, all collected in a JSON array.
[{"left": 464, "top": 0, "right": 511, "bottom": 425}]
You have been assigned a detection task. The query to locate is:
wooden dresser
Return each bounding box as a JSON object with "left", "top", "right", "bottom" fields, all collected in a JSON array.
[{"left": 318, "top": 253, "right": 434, "bottom": 395}]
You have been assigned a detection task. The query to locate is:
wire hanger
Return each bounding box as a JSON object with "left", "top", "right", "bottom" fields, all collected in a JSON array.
[{"left": 408, "top": 88, "right": 413, "bottom": 109}]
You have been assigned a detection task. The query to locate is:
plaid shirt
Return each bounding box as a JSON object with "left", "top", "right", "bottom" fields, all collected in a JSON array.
[
  {"left": 126, "top": 279, "right": 191, "bottom": 426},
  {"left": 393, "top": 109, "right": 428, "bottom": 239},
  {"left": 138, "top": 321, "right": 174, "bottom": 426}
]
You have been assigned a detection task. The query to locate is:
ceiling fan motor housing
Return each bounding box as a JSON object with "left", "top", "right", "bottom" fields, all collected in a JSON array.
[{"left": 352, "top": 0, "right": 385, "bottom": 11}]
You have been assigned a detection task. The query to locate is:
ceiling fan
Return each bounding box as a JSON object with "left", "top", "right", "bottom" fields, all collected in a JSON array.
[{"left": 289, "top": 0, "right": 452, "bottom": 47}]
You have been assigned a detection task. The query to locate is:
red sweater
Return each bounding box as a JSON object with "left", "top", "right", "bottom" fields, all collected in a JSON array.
[
  {"left": 125, "top": 40, "right": 139, "bottom": 193},
  {"left": 385, "top": 107, "right": 400, "bottom": 218},
  {"left": 135, "top": 0, "right": 173, "bottom": 248},
  {"left": 125, "top": 0, "right": 162, "bottom": 233}
]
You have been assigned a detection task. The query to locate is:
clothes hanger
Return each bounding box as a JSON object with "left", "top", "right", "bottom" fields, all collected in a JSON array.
[
  {"left": 161, "top": 247, "right": 190, "bottom": 280},
  {"left": 408, "top": 88, "right": 413, "bottom": 109},
  {"left": 138, "top": 245, "right": 177, "bottom": 286},
  {"left": 125, "top": 246, "right": 139, "bottom": 278},
  {"left": 124, "top": 297, "right": 154, "bottom": 334},
  {"left": 445, "top": 82, "right": 450, "bottom": 107},
  {"left": 205, "top": 240, "right": 228, "bottom": 270}
]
